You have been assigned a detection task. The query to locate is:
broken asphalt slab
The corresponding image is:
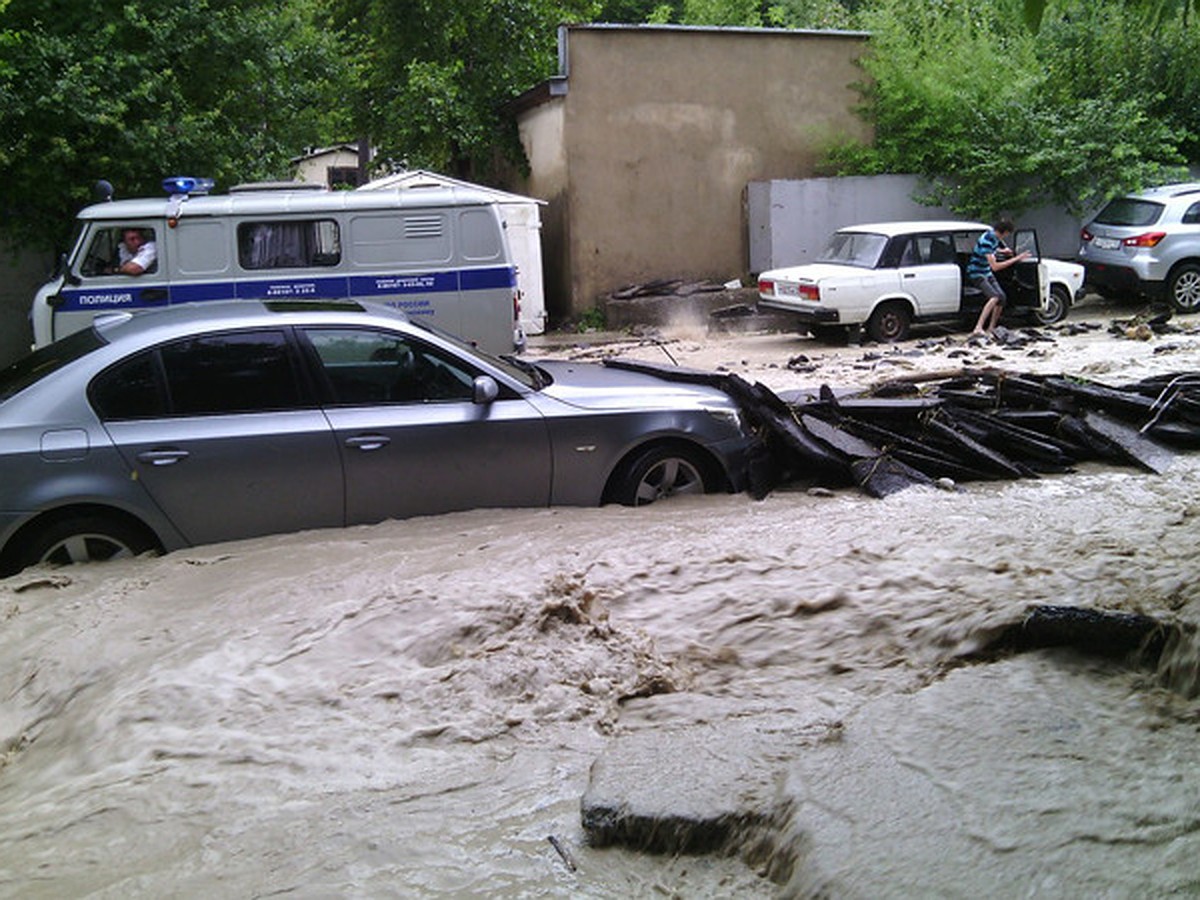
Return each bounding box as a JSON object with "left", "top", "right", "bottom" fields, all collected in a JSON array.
[{"left": 579, "top": 609, "right": 1196, "bottom": 894}]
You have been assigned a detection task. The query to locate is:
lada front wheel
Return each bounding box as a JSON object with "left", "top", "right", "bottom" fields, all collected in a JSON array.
[{"left": 1037, "top": 284, "right": 1070, "bottom": 325}]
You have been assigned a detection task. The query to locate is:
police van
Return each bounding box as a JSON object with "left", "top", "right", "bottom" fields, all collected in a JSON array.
[{"left": 32, "top": 177, "right": 524, "bottom": 354}]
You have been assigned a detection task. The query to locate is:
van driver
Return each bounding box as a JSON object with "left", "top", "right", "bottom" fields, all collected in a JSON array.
[{"left": 116, "top": 227, "right": 157, "bottom": 275}]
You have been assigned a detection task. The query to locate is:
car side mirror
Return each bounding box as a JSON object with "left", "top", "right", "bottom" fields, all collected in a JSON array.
[
  {"left": 58, "top": 252, "right": 80, "bottom": 286},
  {"left": 473, "top": 375, "right": 499, "bottom": 404}
]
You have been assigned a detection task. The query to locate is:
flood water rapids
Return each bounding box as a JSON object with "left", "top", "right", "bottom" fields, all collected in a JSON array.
[{"left": 2, "top": 319, "right": 1199, "bottom": 897}]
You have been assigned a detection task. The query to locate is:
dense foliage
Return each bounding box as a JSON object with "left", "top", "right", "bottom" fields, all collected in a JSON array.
[
  {"left": 325, "top": 0, "right": 598, "bottom": 180},
  {"left": 2, "top": 0, "right": 1197, "bottom": 251},
  {"left": 0, "top": 0, "right": 350, "bottom": 251},
  {"left": 823, "top": 0, "right": 1197, "bottom": 217}
]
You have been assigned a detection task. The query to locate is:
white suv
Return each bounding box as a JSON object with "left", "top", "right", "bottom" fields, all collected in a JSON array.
[
  {"left": 1078, "top": 183, "right": 1200, "bottom": 312},
  {"left": 757, "top": 220, "right": 1085, "bottom": 343}
]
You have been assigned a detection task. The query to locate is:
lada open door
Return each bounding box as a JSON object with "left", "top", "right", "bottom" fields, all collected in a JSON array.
[{"left": 956, "top": 228, "right": 1045, "bottom": 322}]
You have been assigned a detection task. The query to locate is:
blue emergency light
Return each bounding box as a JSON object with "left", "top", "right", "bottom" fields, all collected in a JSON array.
[{"left": 162, "top": 176, "right": 215, "bottom": 195}]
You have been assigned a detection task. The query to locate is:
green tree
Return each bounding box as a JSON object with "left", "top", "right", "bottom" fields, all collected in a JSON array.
[
  {"left": 764, "top": 0, "right": 855, "bottom": 29},
  {"left": 0, "top": 0, "right": 351, "bottom": 252},
  {"left": 824, "top": 0, "right": 1191, "bottom": 218},
  {"left": 678, "top": 0, "right": 763, "bottom": 24},
  {"left": 330, "top": 0, "right": 598, "bottom": 179}
]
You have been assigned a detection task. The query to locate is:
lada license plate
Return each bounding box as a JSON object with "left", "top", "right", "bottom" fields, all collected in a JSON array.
[{"left": 777, "top": 282, "right": 804, "bottom": 297}]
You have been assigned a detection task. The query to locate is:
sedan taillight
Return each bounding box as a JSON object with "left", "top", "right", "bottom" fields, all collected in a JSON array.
[{"left": 758, "top": 278, "right": 774, "bottom": 294}]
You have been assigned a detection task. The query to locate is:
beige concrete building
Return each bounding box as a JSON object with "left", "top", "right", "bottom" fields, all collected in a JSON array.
[
  {"left": 506, "top": 24, "right": 871, "bottom": 322},
  {"left": 291, "top": 143, "right": 368, "bottom": 188}
]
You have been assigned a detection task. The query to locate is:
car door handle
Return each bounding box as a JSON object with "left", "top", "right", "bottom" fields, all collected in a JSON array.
[
  {"left": 137, "top": 448, "right": 189, "bottom": 466},
  {"left": 346, "top": 434, "right": 391, "bottom": 452},
  {"left": 903, "top": 273, "right": 916, "bottom": 279},
  {"left": 142, "top": 288, "right": 168, "bottom": 302}
]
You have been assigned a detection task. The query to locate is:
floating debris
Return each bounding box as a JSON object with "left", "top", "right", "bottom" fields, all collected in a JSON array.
[{"left": 604, "top": 359, "right": 1200, "bottom": 498}]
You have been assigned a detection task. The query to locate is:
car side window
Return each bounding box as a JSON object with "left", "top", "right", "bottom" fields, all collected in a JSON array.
[
  {"left": 90, "top": 349, "right": 169, "bottom": 420},
  {"left": 158, "top": 330, "right": 305, "bottom": 415},
  {"left": 925, "top": 235, "right": 957, "bottom": 264},
  {"left": 302, "top": 328, "right": 477, "bottom": 405},
  {"left": 1182, "top": 202, "right": 1200, "bottom": 225}
]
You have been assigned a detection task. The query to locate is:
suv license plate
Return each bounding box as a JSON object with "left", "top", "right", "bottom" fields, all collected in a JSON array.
[{"left": 1092, "top": 237, "right": 1121, "bottom": 250}]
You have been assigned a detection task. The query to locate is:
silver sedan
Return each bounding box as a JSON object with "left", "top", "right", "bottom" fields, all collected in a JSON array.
[{"left": 0, "top": 300, "right": 754, "bottom": 576}]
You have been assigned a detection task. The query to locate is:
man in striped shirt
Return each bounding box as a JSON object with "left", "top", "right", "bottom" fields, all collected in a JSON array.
[{"left": 968, "top": 219, "right": 1029, "bottom": 337}]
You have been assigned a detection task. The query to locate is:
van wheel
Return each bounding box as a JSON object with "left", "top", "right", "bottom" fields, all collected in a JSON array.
[
  {"left": 607, "top": 444, "right": 712, "bottom": 507},
  {"left": 1168, "top": 264, "right": 1200, "bottom": 313},
  {"left": 20, "top": 513, "right": 159, "bottom": 572},
  {"left": 1038, "top": 284, "right": 1070, "bottom": 325},
  {"left": 866, "top": 302, "right": 911, "bottom": 343}
]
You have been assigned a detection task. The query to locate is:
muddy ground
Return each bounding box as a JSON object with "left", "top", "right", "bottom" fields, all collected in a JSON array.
[{"left": 1, "top": 295, "right": 1198, "bottom": 898}]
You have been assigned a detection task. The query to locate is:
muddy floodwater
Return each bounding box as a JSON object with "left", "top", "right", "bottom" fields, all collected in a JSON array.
[{"left": 2, "top": 310, "right": 1200, "bottom": 897}]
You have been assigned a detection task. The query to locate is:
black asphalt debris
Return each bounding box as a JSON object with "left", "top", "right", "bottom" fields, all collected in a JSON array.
[{"left": 604, "top": 357, "right": 1200, "bottom": 498}]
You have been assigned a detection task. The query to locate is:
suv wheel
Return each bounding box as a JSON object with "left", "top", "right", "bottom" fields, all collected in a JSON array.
[{"left": 1168, "top": 263, "right": 1200, "bottom": 313}]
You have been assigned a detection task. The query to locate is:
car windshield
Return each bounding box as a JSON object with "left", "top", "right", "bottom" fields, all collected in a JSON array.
[
  {"left": 406, "top": 318, "right": 548, "bottom": 389},
  {"left": 1093, "top": 198, "right": 1164, "bottom": 228},
  {"left": 816, "top": 231, "right": 888, "bottom": 268},
  {"left": 0, "top": 328, "right": 106, "bottom": 403}
]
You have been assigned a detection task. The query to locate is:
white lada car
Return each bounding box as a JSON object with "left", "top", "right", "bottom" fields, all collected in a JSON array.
[{"left": 757, "top": 220, "right": 1086, "bottom": 343}]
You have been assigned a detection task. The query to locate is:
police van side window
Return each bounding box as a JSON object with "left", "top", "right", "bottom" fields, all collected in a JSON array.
[{"left": 237, "top": 220, "right": 341, "bottom": 270}]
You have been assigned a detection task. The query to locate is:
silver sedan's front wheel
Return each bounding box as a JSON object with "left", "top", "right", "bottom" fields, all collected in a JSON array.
[{"left": 608, "top": 445, "right": 712, "bottom": 506}]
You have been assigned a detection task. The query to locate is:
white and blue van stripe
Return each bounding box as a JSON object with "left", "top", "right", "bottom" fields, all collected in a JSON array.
[{"left": 56, "top": 265, "right": 516, "bottom": 314}]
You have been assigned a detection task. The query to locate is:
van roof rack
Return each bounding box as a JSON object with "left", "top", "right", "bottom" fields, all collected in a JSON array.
[{"left": 229, "top": 181, "right": 327, "bottom": 193}]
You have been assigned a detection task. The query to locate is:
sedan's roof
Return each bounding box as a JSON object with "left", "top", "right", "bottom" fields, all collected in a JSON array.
[
  {"left": 92, "top": 299, "right": 412, "bottom": 347},
  {"left": 837, "top": 220, "right": 989, "bottom": 236}
]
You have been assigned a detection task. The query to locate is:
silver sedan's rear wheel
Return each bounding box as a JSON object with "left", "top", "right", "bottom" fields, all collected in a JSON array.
[
  {"left": 24, "top": 514, "right": 158, "bottom": 570},
  {"left": 608, "top": 445, "right": 712, "bottom": 506}
]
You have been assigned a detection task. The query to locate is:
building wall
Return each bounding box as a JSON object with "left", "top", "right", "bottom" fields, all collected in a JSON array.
[
  {"left": 511, "top": 25, "right": 871, "bottom": 319},
  {"left": 514, "top": 98, "right": 570, "bottom": 322},
  {"left": 294, "top": 148, "right": 361, "bottom": 186},
  {"left": 0, "top": 245, "right": 52, "bottom": 366}
]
